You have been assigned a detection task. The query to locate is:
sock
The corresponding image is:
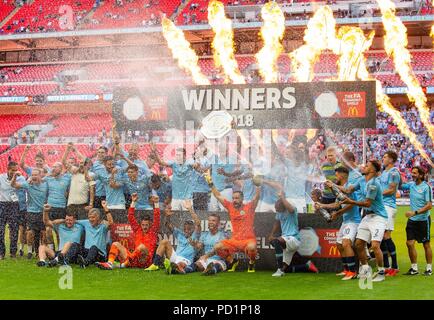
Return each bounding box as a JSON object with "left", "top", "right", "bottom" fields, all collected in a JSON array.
[
  {"left": 185, "top": 265, "right": 194, "bottom": 273},
  {"left": 27, "top": 245, "right": 32, "bottom": 254},
  {"left": 108, "top": 245, "right": 119, "bottom": 263},
  {"left": 19, "top": 244, "right": 24, "bottom": 251},
  {"left": 270, "top": 239, "right": 284, "bottom": 269},
  {"left": 247, "top": 250, "right": 257, "bottom": 263},
  {"left": 347, "top": 256, "right": 356, "bottom": 273},
  {"left": 378, "top": 266, "right": 385, "bottom": 273},
  {"left": 411, "top": 263, "right": 418, "bottom": 271},
  {"left": 153, "top": 254, "right": 162, "bottom": 266},
  {"left": 426, "top": 264, "right": 432, "bottom": 271},
  {"left": 341, "top": 257, "right": 349, "bottom": 272},
  {"left": 380, "top": 241, "right": 390, "bottom": 268},
  {"left": 385, "top": 238, "right": 398, "bottom": 269}
]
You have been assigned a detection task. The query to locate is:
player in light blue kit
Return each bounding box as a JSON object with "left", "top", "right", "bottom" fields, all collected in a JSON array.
[
  {"left": 342, "top": 160, "right": 388, "bottom": 282},
  {"left": 380, "top": 151, "right": 401, "bottom": 276},
  {"left": 195, "top": 213, "right": 227, "bottom": 275},
  {"left": 319, "top": 166, "right": 361, "bottom": 280},
  {"left": 400, "top": 166, "right": 432, "bottom": 276}
]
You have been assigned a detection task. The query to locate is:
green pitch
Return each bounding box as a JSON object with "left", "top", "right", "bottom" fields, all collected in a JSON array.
[{"left": 0, "top": 206, "right": 433, "bottom": 300}]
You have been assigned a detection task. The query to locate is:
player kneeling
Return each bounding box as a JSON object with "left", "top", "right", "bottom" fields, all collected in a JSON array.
[
  {"left": 145, "top": 200, "right": 200, "bottom": 274},
  {"left": 97, "top": 193, "right": 160, "bottom": 270}
]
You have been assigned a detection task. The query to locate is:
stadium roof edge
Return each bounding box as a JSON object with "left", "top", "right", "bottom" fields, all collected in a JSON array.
[{"left": 0, "top": 15, "right": 433, "bottom": 41}]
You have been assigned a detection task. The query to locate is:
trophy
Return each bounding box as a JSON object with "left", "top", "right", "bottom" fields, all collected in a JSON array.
[{"left": 200, "top": 111, "right": 234, "bottom": 140}]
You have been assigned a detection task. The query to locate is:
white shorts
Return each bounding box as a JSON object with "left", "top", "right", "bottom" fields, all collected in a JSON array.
[
  {"left": 385, "top": 206, "right": 397, "bottom": 231},
  {"left": 257, "top": 201, "right": 276, "bottom": 213},
  {"left": 356, "top": 214, "right": 387, "bottom": 243},
  {"left": 336, "top": 223, "right": 359, "bottom": 244},
  {"left": 169, "top": 250, "right": 191, "bottom": 266},
  {"left": 285, "top": 198, "right": 307, "bottom": 213},
  {"left": 281, "top": 235, "right": 301, "bottom": 265},
  {"left": 171, "top": 198, "right": 191, "bottom": 211},
  {"left": 196, "top": 257, "right": 227, "bottom": 271},
  {"left": 209, "top": 188, "right": 232, "bottom": 211}
]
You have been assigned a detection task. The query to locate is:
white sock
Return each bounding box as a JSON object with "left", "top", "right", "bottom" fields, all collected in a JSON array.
[
  {"left": 426, "top": 264, "right": 432, "bottom": 271},
  {"left": 378, "top": 267, "right": 385, "bottom": 272},
  {"left": 27, "top": 245, "right": 33, "bottom": 253},
  {"left": 411, "top": 263, "right": 418, "bottom": 271},
  {"left": 48, "top": 244, "right": 54, "bottom": 250},
  {"left": 19, "top": 244, "right": 24, "bottom": 250}
]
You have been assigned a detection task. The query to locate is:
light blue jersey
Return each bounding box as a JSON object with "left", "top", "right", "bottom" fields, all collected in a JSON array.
[
  {"left": 94, "top": 168, "right": 125, "bottom": 207},
  {"left": 25, "top": 166, "right": 51, "bottom": 177},
  {"left": 20, "top": 180, "right": 48, "bottom": 213},
  {"left": 284, "top": 159, "right": 312, "bottom": 199},
  {"left": 199, "top": 230, "right": 226, "bottom": 262},
  {"left": 90, "top": 160, "right": 106, "bottom": 197},
  {"left": 54, "top": 223, "right": 84, "bottom": 250},
  {"left": 402, "top": 181, "right": 432, "bottom": 222},
  {"left": 16, "top": 176, "right": 27, "bottom": 211},
  {"left": 191, "top": 158, "right": 211, "bottom": 193},
  {"left": 173, "top": 227, "right": 200, "bottom": 263},
  {"left": 123, "top": 175, "right": 151, "bottom": 210},
  {"left": 348, "top": 168, "right": 364, "bottom": 202},
  {"left": 380, "top": 167, "right": 401, "bottom": 209},
  {"left": 276, "top": 208, "right": 300, "bottom": 240},
  {"left": 342, "top": 181, "right": 361, "bottom": 224},
  {"left": 77, "top": 220, "right": 109, "bottom": 256},
  {"left": 153, "top": 181, "right": 172, "bottom": 204},
  {"left": 168, "top": 160, "right": 195, "bottom": 200},
  {"left": 363, "top": 177, "right": 388, "bottom": 219},
  {"left": 211, "top": 155, "right": 236, "bottom": 192},
  {"left": 45, "top": 174, "right": 71, "bottom": 208},
  {"left": 261, "top": 161, "right": 285, "bottom": 204},
  {"left": 118, "top": 153, "right": 152, "bottom": 178}
]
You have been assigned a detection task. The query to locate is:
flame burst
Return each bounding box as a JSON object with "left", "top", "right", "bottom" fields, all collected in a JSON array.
[
  {"left": 161, "top": 17, "right": 210, "bottom": 85},
  {"left": 289, "top": 6, "right": 339, "bottom": 82},
  {"left": 376, "top": 0, "right": 434, "bottom": 144},
  {"left": 255, "top": 1, "right": 285, "bottom": 83},
  {"left": 208, "top": 0, "right": 245, "bottom": 84},
  {"left": 336, "top": 26, "right": 433, "bottom": 165}
]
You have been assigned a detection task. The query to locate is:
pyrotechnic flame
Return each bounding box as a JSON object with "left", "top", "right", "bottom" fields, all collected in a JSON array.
[
  {"left": 376, "top": 0, "right": 434, "bottom": 144},
  {"left": 255, "top": 1, "right": 285, "bottom": 83},
  {"left": 208, "top": 0, "right": 245, "bottom": 84},
  {"left": 289, "top": 6, "right": 339, "bottom": 82},
  {"left": 161, "top": 17, "right": 210, "bottom": 85},
  {"left": 336, "top": 26, "right": 433, "bottom": 166}
]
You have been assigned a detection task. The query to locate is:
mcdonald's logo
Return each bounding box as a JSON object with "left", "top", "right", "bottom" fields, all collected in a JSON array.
[
  {"left": 347, "top": 106, "right": 359, "bottom": 117},
  {"left": 151, "top": 110, "right": 162, "bottom": 120},
  {"left": 329, "top": 245, "right": 339, "bottom": 256}
]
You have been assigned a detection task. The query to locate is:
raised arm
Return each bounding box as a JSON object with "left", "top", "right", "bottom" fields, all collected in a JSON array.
[
  {"left": 150, "top": 195, "right": 161, "bottom": 233},
  {"left": 278, "top": 190, "right": 296, "bottom": 214},
  {"left": 164, "top": 206, "right": 175, "bottom": 233},
  {"left": 150, "top": 142, "right": 169, "bottom": 167},
  {"left": 109, "top": 169, "right": 123, "bottom": 189},
  {"left": 42, "top": 204, "right": 65, "bottom": 228},
  {"left": 20, "top": 145, "right": 31, "bottom": 172},
  {"left": 252, "top": 186, "right": 261, "bottom": 210},
  {"left": 10, "top": 172, "right": 23, "bottom": 189},
  {"left": 184, "top": 199, "right": 201, "bottom": 233},
  {"left": 101, "top": 200, "right": 114, "bottom": 227},
  {"left": 62, "top": 143, "right": 73, "bottom": 170},
  {"left": 204, "top": 171, "right": 226, "bottom": 207}
]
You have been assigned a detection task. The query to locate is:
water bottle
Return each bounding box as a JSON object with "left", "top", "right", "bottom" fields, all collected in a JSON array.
[
  {"left": 317, "top": 207, "right": 332, "bottom": 223},
  {"left": 331, "top": 184, "right": 347, "bottom": 201}
]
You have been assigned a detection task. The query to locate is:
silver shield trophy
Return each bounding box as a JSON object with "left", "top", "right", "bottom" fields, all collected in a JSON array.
[{"left": 200, "top": 110, "right": 234, "bottom": 140}]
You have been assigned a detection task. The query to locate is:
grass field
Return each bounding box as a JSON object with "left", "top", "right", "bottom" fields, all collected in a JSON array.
[{"left": 0, "top": 206, "right": 433, "bottom": 300}]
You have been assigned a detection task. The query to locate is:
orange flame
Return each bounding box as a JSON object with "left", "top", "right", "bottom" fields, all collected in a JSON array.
[
  {"left": 208, "top": 0, "right": 245, "bottom": 84},
  {"left": 289, "top": 6, "right": 339, "bottom": 82},
  {"left": 256, "top": 1, "right": 285, "bottom": 83},
  {"left": 376, "top": 0, "right": 434, "bottom": 145},
  {"left": 161, "top": 17, "right": 210, "bottom": 85}
]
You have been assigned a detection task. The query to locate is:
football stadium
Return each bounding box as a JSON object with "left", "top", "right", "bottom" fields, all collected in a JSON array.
[{"left": 0, "top": 0, "right": 433, "bottom": 303}]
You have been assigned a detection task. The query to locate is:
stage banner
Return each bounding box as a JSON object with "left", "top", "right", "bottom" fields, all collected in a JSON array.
[
  {"left": 109, "top": 210, "right": 342, "bottom": 272},
  {"left": 113, "top": 81, "right": 376, "bottom": 131}
]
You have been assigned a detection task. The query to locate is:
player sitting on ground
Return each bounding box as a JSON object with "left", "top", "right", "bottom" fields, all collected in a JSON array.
[
  {"left": 145, "top": 200, "right": 201, "bottom": 274},
  {"left": 204, "top": 171, "right": 261, "bottom": 273},
  {"left": 96, "top": 193, "right": 161, "bottom": 270},
  {"left": 37, "top": 204, "right": 84, "bottom": 267},
  {"left": 194, "top": 213, "right": 228, "bottom": 276}
]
